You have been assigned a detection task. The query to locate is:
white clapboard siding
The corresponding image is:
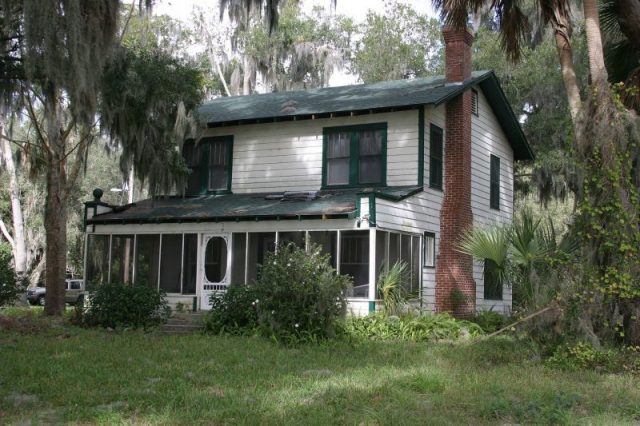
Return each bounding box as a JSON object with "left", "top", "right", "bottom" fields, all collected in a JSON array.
[
  {"left": 471, "top": 86, "right": 514, "bottom": 313},
  {"left": 201, "top": 110, "right": 420, "bottom": 193}
]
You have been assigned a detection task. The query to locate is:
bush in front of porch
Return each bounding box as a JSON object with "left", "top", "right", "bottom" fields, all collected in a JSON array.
[{"left": 204, "top": 242, "right": 351, "bottom": 343}]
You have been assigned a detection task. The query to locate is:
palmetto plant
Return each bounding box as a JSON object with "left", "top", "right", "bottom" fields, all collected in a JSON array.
[
  {"left": 378, "top": 261, "right": 409, "bottom": 317},
  {"left": 458, "top": 209, "right": 577, "bottom": 309}
]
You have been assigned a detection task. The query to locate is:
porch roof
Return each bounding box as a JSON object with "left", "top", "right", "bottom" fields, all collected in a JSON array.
[{"left": 87, "top": 186, "right": 422, "bottom": 225}]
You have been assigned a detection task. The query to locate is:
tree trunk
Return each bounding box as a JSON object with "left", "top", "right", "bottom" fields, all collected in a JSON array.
[
  {"left": 0, "top": 120, "right": 27, "bottom": 277},
  {"left": 242, "top": 56, "right": 252, "bottom": 95},
  {"left": 583, "top": 0, "right": 609, "bottom": 88},
  {"left": 550, "top": 16, "right": 582, "bottom": 126}
]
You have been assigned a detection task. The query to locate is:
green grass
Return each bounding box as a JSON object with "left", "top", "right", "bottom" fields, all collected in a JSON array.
[{"left": 0, "top": 311, "right": 639, "bottom": 425}]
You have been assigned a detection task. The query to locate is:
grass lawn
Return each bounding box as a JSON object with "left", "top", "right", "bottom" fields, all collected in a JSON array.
[{"left": 0, "top": 312, "right": 639, "bottom": 425}]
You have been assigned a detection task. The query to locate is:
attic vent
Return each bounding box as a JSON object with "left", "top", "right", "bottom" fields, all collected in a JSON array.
[{"left": 471, "top": 89, "right": 479, "bottom": 116}]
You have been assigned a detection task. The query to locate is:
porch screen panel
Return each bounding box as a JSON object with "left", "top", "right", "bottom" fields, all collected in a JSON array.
[
  {"left": 208, "top": 140, "right": 229, "bottom": 191},
  {"left": 326, "top": 133, "right": 350, "bottom": 185},
  {"left": 110, "top": 235, "right": 134, "bottom": 284},
  {"left": 411, "top": 235, "right": 420, "bottom": 295},
  {"left": 160, "top": 234, "right": 182, "bottom": 293},
  {"left": 388, "top": 233, "right": 400, "bottom": 270},
  {"left": 358, "top": 130, "right": 383, "bottom": 184},
  {"left": 400, "top": 234, "right": 412, "bottom": 292},
  {"left": 340, "top": 231, "right": 369, "bottom": 298},
  {"left": 135, "top": 234, "right": 160, "bottom": 288},
  {"left": 86, "top": 234, "right": 109, "bottom": 285},
  {"left": 375, "top": 231, "right": 388, "bottom": 286},
  {"left": 231, "top": 233, "right": 246, "bottom": 285},
  {"left": 182, "top": 234, "right": 197, "bottom": 294},
  {"left": 278, "top": 231, "right": 305, "bottom": 249},
  {"left": 247, "top": 232, "right": 276, "bottom": 283},
  {"left": 308, "top": 231, "right": 337, "bottom": 268}
]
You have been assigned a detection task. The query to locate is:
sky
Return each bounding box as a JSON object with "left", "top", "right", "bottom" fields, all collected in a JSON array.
[{"left": 154, "top": 0, "right": 438, "bottom": 86}]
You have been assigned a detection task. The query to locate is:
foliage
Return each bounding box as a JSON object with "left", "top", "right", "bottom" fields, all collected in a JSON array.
[
  {"left": 378, "top": 261, "right": 409, "bottom": 316},
  {"left": 0, "top": 243, "right": 22, "bottom": 307},
  {"left": 351, "top": 0, "right": 441, "bottom": 83},
  {"left": 471, "top": 310, "right": 507, "bottom": 333},
  {"left": 458, "top": 208, "right": 578, "bottom": 310},
  {"left": 203, "top": 283, "right": 259, "bottom": 336},
  {"left": 547, "top": 341, "right": 615, "bottom": 372},
  {"left": 100, "top": 35, "right": 204, "bottom": 196},
  {"left": 82, "top": 283, "right": 170, "bottom": 329},
  {"left": 342, "top": 313, "right": 484, "bottom": 342},
  {"left": 253, "top": 243, "right": 350, "bottom": 343}
]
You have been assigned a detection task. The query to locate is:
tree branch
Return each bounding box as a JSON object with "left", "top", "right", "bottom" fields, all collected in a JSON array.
[
  {"left": 24, "top": 90, "right": 51, "bottom": 154},
  {"left": 0, "top": 217, "right": 15, "bottom": 249}
]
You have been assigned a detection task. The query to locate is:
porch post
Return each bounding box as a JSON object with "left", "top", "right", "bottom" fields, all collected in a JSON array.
[{"left": 368, "top": 228, "right": 376, "bottom": 313}]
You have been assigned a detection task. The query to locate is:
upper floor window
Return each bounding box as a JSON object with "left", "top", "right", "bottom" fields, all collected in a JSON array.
[
  {"left": 483, "top": 258, "right": 502, "bottom": 300},
  {"left": 323, "top": 123, "right": 386, "bottom": 188},
  {"left": 183, "top": 136, "right": 233, "bottom": 195},
  {"left": 490, "top": 154, "right": 500, "bottom": 210},
  {"left": 429, "top": 124, "right": 443, "bottom": 190}
]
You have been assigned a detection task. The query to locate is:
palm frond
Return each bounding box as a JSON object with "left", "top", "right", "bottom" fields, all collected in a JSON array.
[{"left": 457, "top": 225, "right": 509, "bottom": 267}]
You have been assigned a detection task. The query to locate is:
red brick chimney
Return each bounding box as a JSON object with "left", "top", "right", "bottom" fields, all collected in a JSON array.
[{"left": 435, "top": 27, "right": 475, "bottom": 317}]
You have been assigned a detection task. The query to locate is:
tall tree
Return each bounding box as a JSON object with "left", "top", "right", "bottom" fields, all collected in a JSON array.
[{"left": 351, "top": 0, "right": 441, "bottom": 83}]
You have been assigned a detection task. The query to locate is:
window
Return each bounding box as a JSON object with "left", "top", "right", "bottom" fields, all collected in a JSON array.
[
  {"left": 231, "top": 233, "right": 247, "bottom": 285},
  {"left": 247, "top": 232, "right": 276, "bottom": 283},
  {"left": 182, "top": 234, "right": 197, "bottom": 294},
  {"left": 471, "top": 89, "right": 479, "bottom": 116},
  {"left": 429, "top": 124, "right": 443, "bottom": 190},
  {"left": 423, "top": 232, "right": 435, "bottom": 268},
  {"left": 484, "top": 259, "right": 502, "bottom": 300},
  {"left": 160, "top": 234, "right": 182, "bottom": 293},
  {"left": 183, "top": 136, "right": 233, "bottom": 195},
  {"left": 374, "top": 230, "right": 421, "bottom": 295},
  {"left": 490, "top": 155, "right": 500, "bottom": 210},
  {"left": 135, "top": 234, "right": 160, "bottom": 288},
  {"left": 86, "top": 234, "right": 109, "bottom": 285},
  {"left": 323, "top": 124, "right": 386, "bottom": 187},
  {"left": 110, "top": 235, "right": 134, "bottom": 284}
]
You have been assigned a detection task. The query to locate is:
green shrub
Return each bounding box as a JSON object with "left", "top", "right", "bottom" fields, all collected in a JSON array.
[
  {"left": 0, "top": 244, "right": 22, "bottom": 307},
  {"left": 471, "top": 311, "right": 507, "bottom": 333},
  {"left": 204, "top": 283, "right": 259, "bottom": 335},
  {"left": 547, "top": 341, "right": 614, "bottom": 371},
  {"left": 343, "top": 313, "right": 484, "bottom": 342},
  {"left": 254, "top": 243, "right": 350, "bottom": 343},
  {"left": 83, "top": 282, "right": 170, "bottom": 329},
  {"left": 378, "top": 261, "right": 409, "bottom": 316}
]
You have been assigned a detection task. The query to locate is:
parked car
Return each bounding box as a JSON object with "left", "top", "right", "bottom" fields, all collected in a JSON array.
[{"left": 26, "top": 279, "right": 85, "bottom": 306}]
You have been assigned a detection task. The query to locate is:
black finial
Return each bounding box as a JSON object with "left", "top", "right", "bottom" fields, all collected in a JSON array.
[{"left": 93, "top": 188, "right": 103, "bottom": 201}]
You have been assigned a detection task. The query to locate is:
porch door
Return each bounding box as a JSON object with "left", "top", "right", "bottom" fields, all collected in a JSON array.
[{"left": 200, "top": 234, "right": 231, "bottom": 309}]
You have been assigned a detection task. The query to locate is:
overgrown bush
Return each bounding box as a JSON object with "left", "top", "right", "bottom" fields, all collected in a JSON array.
[
  {"left": 343, "top": 313, "right": 484, "bottom": 342},
  {"left": 83, "top": 282, "right": 170, "bottom": 329},
  {"left": 0, "top": 243, "right": 22, "bottom": 307},
  {"left": 471, "top": 311, "right": 507, "bottom": 333},
  {"left": 253, "top": 243, "right": 350, "bottom": 343},
  {"left": 204, "top": 283, "right": 259, "bottom": 335}
]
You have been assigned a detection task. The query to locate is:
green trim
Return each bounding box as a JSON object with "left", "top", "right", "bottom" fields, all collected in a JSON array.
[
  {"left": 322, "top": 122, "right": 388, "bottom": 189},
  {"left": 370, "top": 186, "right": 423, "bottom": 202},
  {"left": 368, "top": 193, "right": 376, "bottom": 226},
  {"left": 418, "top": 106, "right": 425, "bottom": 187},
  {"left": 428, "top": 124, "right": 443, "bottom": 191},
  {"left": 368, "top": 301, "right": 376, "bottom": 313}
]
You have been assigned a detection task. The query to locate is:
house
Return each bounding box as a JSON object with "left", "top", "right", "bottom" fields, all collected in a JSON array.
[{"left": 83, "top": 28, "right": 533, "bottom": 316}]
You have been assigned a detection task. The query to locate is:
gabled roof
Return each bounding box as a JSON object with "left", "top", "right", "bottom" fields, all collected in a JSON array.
[{"left": 198, "top": 70, "right": 534, "bottom": 161}]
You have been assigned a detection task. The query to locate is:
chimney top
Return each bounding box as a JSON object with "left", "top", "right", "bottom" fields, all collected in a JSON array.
[{"left": 443, "top": 26, "right": 474, "bottom": 83}]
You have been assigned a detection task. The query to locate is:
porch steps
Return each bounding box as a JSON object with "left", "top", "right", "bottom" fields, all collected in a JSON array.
[{"left": 161, "top": 312, "right": 206, "bottom": 335}]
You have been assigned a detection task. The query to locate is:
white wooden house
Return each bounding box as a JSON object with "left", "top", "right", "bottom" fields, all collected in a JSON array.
[{"left": 83, "top": 28, "right": 533, "bottom": 315}]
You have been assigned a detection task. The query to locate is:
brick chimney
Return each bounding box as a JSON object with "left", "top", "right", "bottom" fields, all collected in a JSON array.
[{"left": 435, "top": 27, "right": 475, "bottom": 317}]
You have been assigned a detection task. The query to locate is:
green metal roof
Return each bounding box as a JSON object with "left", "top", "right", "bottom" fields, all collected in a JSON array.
[
  {"left": 87, "top": 186, "right": 422, "bottom": 225},
  {"left": 198, "top": 70, "right": 533, "bottom": 161}
]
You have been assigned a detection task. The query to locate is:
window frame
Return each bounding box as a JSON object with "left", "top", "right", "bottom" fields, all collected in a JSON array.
[
  {"left": 423, "top": 231, "right": 435, "bottom": 268},
  {"left": 184, "top": 136, "right": 234, "bottom": 195},
  {"left": 429, "top": 124, "right": 443, "bottom": 191},
  {"left": 490, "top": 154, "right": 500, "bottom": 210},
  {"left": 322, "top": 123, "right": 387, "bottom": 189}
]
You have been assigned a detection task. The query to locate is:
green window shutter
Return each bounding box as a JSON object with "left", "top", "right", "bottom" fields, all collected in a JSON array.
[
  {"left": 490, "top": 154, "right": 500, "bottom": 210},
  {"left": 429, "top": 124, "right": 443, "bottom": 190}
]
